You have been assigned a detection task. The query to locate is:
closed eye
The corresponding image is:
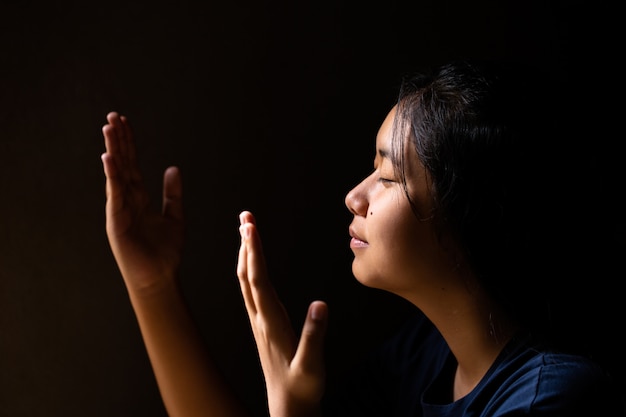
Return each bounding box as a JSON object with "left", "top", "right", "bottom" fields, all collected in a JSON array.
[{"left": 378, "top": 177, "right": 396, "bottom": 184}]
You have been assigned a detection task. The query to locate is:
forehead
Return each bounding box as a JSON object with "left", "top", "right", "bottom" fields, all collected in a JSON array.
[
  {"left": 375, "top": 105, "right": 429, "bottom": 182},
  {"left": 375, "top": 107, "right": 398, "bottom": 162}
]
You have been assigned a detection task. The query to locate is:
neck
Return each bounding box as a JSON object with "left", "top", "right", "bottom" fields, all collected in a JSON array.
[
  {"left": 397, "top": 245, "right": 519, "bottom": 401},
  {"left": 450, "top": 306, "right": 517, "bottom": 400},
  {"left": 409, "top": 280, "right": 518, "bottom": 401}
]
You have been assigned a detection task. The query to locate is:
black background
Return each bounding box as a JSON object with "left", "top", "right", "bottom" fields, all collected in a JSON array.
[{"left": 0, "top": 1, "right": 622, "bottom": 416}]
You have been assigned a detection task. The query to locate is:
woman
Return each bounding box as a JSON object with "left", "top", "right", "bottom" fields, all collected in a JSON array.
[{"left": 101, "top": 60, "right": 623, "bottom": 416}]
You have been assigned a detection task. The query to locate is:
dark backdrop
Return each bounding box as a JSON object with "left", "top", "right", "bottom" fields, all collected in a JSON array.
[{"left": 0, "top": 1, "right": 621, "bottom": 416}]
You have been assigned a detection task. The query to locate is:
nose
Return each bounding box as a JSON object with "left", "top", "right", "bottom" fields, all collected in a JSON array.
[{"left": 345, "top": 177, "right": 369, "bottom": 216}]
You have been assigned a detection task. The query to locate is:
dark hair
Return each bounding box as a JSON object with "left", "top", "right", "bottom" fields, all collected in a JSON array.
[{"left": 390, "top": 59, "right": 592, "bottom": 343}]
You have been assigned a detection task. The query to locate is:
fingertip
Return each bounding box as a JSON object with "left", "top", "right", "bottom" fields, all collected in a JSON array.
[
  {"left": 239, "top": 210, "right": 254, "bottom": 225},
  {"left": 164, "top": 166, "right": 180, "bottom": 176},
  {"left": 298, "top": 301, "right": 328, "bottom": 362},
  {"left": 101, "top": 152, "right": 114, "bottom": 165},
  {"left": 101, "top": 153, "right": 115, "bottom": 177},
  {"left": 309, "top": 300, "right": 328, "bottom": 322}
]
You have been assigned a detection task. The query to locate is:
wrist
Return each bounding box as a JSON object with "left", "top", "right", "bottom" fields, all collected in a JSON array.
[{"left": 125, "top": 274, "right": 182, "bottom": 305}]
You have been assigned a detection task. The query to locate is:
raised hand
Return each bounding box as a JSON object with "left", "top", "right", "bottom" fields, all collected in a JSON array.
[
  {"left": 237, "top": 211, "right": 328, "bottom": 417},
  {"left": 101, "top": 112, "right": 184, "bottom": 295}
]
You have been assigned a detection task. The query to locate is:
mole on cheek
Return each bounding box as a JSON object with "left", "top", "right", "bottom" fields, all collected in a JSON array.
[{"left": 370, "top": 211, "right": 373, "bottom": 215}]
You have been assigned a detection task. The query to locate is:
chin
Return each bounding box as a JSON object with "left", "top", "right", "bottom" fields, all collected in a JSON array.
[{"left": 351, "top": 264, "right": 385, "bottom": 289}]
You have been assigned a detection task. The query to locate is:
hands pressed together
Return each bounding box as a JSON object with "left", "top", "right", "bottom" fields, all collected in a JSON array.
[{"left": 101, "top": 112, "right": 328, "bottom": 417}]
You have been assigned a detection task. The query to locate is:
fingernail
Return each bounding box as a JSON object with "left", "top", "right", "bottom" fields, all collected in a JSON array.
[{"left": 310, "top": 302, "right": 326, "bottom": 321}]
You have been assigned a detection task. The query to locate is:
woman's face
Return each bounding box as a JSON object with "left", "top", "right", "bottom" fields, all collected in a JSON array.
[{"left": 345, "top": 107, "right": 457, "bottom": 299}]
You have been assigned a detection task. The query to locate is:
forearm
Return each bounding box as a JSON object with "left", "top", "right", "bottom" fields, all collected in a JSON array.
[{"left": 128, "top": 281, "right": 250, "bottom": 417}]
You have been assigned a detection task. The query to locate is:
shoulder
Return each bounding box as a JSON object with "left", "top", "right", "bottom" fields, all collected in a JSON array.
[
  {"left": 512, "top": 351, "right": 615, "bottom": 397},
  {"left": 482, "top": 342, "right": 624, "bottom": 416}
]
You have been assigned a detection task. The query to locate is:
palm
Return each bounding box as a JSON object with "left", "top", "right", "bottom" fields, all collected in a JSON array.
[
  {"left": 102, "top": 112, "right": 184, "bottom": 292},
  {"left": 237, "top": 211, "right": 327, "bottom": 416}
]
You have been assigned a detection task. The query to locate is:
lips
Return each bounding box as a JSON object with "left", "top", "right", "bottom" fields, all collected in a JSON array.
[{"left": 349, "top": 226, "right": 369, "bottom": 248}]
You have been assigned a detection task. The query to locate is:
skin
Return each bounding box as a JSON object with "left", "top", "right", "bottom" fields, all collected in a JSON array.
[
  {"left": 345, "top": 106, "right": 454, "bottom": 298},
  {"left": 101, "top": 105, "right": 516, "bottom": 416},
  {"left": 345, "top": 106, "right": 517, "bottom": 400},
  {"left": 102, "top": 112, "right": 248, "bottom": 417},
  {"left": 238, "top": 211, "right": 327, "bottom": 417},
  {"left": 102, "top": 112, "right": 326, "bottom": 417}
]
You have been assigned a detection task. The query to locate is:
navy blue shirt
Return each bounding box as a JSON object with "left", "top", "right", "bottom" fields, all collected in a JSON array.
[{"left": 322, "top": 312, "right": 623, "bottom": 416}]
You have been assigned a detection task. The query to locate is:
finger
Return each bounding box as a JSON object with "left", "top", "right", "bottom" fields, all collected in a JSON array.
[
  {"left": 101, "top": 147, "right": 117, "bottom": 181},
  {"left": 101, "top": 152, "right": 122, "bottom": 212},
  {"left": 244, "top": 222, "right": 289, "bottom": 323},
  {"left": 103, "top": 112, "right": 151, "bottom": 209},
  {"left": 244, "top": 222, "right": 271, "bottom": 304},
  {"left": 102, "top": 114, "right": 125, "bottom": 226},
  {"left": 102, "top": 115, "right": 119, "bottom": 156},
  {"left": 239, "top": 210, "right": 256, "bottom": 226},
  {"left": 237, "top": 222, "right": 257, "bottom": 316},
  {"left": 293, "top": 301, "right": 328, "bottom": 374},
  {"left": 101, "top": 114, "right": 124, "bottom": 204},
  {"left": 119, "top": 115, "right": 143, "bottom": 184},
  {"left": 162, "top": 166, "right": 184, "bottom": 222},
  {"left": 103, "top": 112, "right": 132, "bottom": 185},
  {"left": 106, "top": 112, "right": 127, "bottom": 161},
  {"left": 237, "top": 212, "right": 279, "bottom": 318}
]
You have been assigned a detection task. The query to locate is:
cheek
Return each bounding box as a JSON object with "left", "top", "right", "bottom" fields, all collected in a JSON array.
[
  {"left": 368, "top": 203, "right": 425, "bottom": 279},
  {"left": 381, "top": 215, "right": 425, "bottom": 267},
  {"left": 382, "top": 203, "right": 446, "bottom": 274},
  {"left": 374, "top": 195, "right": 422, "bottom": 249}
]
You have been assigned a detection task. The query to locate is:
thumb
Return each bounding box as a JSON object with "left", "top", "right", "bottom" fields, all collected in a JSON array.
[
  {"left": 293, "top": 301, "right": 328, "bottom": 374},
  {"left": 162, "top": 166, "right": 183, "bottom": 222}
]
